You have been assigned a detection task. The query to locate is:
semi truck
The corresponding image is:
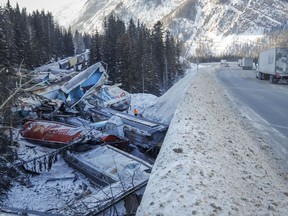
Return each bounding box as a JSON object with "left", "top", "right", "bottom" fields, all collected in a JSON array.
[
  {"left": 220, "top": 59, "right": 229, "bottom": 67},
  {"left": 241, "top": 57, "right": 253, "bottom": 70},
  {"left": 256, "top": 47, "right": 288, "bottom": 84}
]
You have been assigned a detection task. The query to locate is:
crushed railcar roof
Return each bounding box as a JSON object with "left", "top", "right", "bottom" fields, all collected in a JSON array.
[{"left": 60, "top": 62, "right": 107, "bottom": 94}]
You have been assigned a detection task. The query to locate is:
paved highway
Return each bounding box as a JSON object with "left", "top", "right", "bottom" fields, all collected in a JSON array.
[{"left": 217, "top": 63, "right": 288, "bottom": 144}]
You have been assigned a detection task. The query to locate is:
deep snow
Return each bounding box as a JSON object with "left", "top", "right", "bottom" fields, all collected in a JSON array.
[
  {"left": 1, "top": 63, "right": 197, "bottom": 215},
  {"left": 137, "top": 63, "right": 288, "bottom": 215},
  {"left": 2, "top": 63, "right": 288, "bottom": 215}
]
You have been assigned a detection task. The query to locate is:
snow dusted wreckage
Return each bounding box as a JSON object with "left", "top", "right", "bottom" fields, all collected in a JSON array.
[{"left": 0, "top": 56, "right": 168, "bottom": 215}]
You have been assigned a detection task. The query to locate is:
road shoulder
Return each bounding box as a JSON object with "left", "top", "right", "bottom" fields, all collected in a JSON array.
[{"left": 137, "top": 66, "right": 288, "bottom": 216}]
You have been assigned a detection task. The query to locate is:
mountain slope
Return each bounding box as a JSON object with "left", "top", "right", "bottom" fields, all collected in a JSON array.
[{"left": 54, "top": 0, "right": 288, "bottom": 56}]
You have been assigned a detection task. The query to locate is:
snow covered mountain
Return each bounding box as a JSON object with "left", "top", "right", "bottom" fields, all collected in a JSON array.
[{"left": 54, "top": 0, "right": 288, "bottom": 56}]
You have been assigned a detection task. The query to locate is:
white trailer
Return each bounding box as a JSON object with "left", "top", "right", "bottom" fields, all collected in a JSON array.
[
  {"left": 241, "top": 57, "right": 253, "bottom": 70},
  {"left": 256, "top": 47, "right": 288, "bottom": 84},
  {"left": 238, "top": 59, "right": 242, "bottom": 67}
]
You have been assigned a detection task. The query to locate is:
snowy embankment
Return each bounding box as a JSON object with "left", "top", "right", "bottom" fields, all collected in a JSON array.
[
  {"left": 127, "top": 66, "right": 198, "bottom": 123},
  {"left": 137, "top": 65, "right": 288, "bottom": 215},
  {"left": 141, "top": 69, "right": 198, "bottom": 125}
]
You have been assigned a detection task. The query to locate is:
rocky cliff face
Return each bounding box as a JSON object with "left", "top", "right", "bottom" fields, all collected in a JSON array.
[{"left": 54, "top": 0, "right": 288, "bottom": 56}]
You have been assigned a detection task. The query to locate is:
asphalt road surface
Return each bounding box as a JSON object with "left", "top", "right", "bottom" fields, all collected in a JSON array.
[{"left": 217, "top": 62, "right": 288, "bottom": 152}]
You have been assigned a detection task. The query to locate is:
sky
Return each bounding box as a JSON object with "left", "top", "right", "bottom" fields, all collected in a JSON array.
[{"left": 0, "top": 0, "right": 72, "bottom": 13}]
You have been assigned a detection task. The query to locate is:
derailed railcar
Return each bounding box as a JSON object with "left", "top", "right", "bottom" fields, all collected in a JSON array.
[
  {"left": 20, "top": 120, "right": 125, "bottom": 148},
  {"left": 61, "top": 145, "right": 152, "bottom": 215},
  {"left": 83, "top": 52, "right": 90, "bottom": 62},
  {"left": 20, "top": 120, "right": 84, "bottom": 146},
  {"left": 76, "top": 54, "right": 85, "bottom": 65},
  {"left": 88, "top": 84, "right": 131, "bottom": 111},
  {"left": 68, "top": 56, "right": 78, "bottom": 69},
  {"left": 88, "top": 107, "right": 168, "bottom": 155},
  {"left": 58, "top": 59, "right": 70, "bottom": 70},
  {"left": 58, "top": 62, "right": 109, "bottom": 108}
]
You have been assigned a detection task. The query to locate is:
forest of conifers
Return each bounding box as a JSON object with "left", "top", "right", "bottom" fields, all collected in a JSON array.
[
  {"left": 0, "top": 1, "right": 184, "bottom": 97},
  {"left": 0, "top": 1, "right": 183, "bottom": 198}
]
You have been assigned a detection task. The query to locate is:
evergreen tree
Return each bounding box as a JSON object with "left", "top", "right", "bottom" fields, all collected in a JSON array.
[
  {"left": 0, "top": 7, "right": 9, "bottom": 65},
  {"left": 0, "top": 3, "right": 187, "bottom": 95},
  {"left": 0, "top": 133, "right": 18, "bottom": 202},
  {"left": 151, "top": 21, "right": 165, "bottom": 95},
  {"left": 175, "top": 38, "right": 184, "bottom": 78},
  {"left": 103, "top": 15, "right": 125, "bottom": 84},
  {"left": 89, "top": 30, "right": 103, "bottom": 65},
  {"left": 126, "top": 19, "right": 141, "bottom": 93},
  {"left": 13, "top": 4, "right": 33, "bottom": 66},
  {"left": 30, "top": 10, "right": 46, "bottom": 65},
  {"left": 74, "top": 29, "right": 85, "bottom": 54},
  {"left": 114, "top": 19, "right": 138, "bottom": 92},
  {"left": 12, "top": 4, "right": 22, "bottom": 64},
  {"left": 63, "top": 27, "right": 74, "bottom": 57},
  {"left": 132, "top": 22, "right": 153, "bottom": 94},
  {"left": 135, "top": 21, "right": 145, "bottom": 93},
  {"left": 0, "top": 2, "right": 82, "bottom": 68},
  {"left": 82, "top": 32, "right": 91, "bottom": 50},
  {"left": 20, "top": 8, "right": 33, "bottom": 68},
  {"left": 165, "top": 31, "right": 178, "bottom": 88},
  {"left": 54, "top": 26, "right": 65, "bottom": 60},
  {"left": 115, "top": 33, "right": 129, "bottom": 86},
  {"left": 43, "top": 12, "right": 57, "bottom": 61},
  {"left": 3, "top": 1, "right": 15, "bottom": 65},
  {"left": 132, "top": 23, "right": 158, "bottom": 95}
]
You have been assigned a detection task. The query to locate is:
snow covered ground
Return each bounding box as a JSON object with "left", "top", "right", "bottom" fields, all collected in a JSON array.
[
  {"left": 137, "top": 64, "right": 288, "bottom": 215},
  {"left": 2, "top": 63, "right": 288, "bottom": 215}
]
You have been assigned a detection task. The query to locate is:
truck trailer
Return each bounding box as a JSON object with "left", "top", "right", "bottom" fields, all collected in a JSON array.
[
  {"left": 256, "top": 47, "right": 288, "bottom": 84},
  {"left": 238, "top": 59, "right": 242, "bottom": 67},
  {"left": 241, "top": 57, "right": 253, "bottom": 70}
]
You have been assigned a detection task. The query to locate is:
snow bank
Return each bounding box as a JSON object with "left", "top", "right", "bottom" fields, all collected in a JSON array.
[
  {"left": 137, "top": 65, "right": 288, "bottom": 215},
  {"left": 142, "top": 66, "right": 197, "bottom": 125},
  {"left": 128, "top": 93, "right": 158, "bottom": 116}
]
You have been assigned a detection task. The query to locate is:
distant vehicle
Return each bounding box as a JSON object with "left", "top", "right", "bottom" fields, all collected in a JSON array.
[
  {"left": 223, "top": 62, "right": 229, "bottom": 67},
  {"left": 241, "top": 57, "right": 253, "bottom": 70},
  {"left": 256, "top": 47, "right": 288, "bottom": 84},
  {"left": 220, "top": 59, "right": 227, "bottom": 65},
  {"left": 238, "top": 59, "right": 242, "bottom": 67}
]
